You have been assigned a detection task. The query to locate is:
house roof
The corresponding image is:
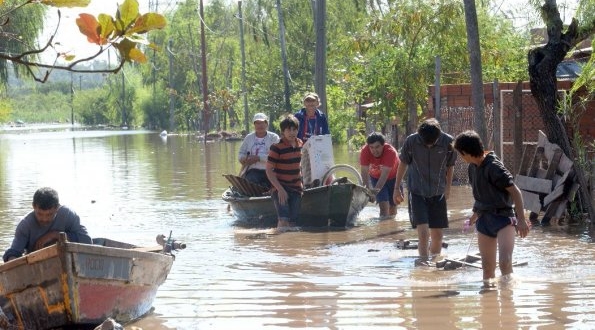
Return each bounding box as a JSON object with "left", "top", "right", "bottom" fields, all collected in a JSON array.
[{"left": 557, "top": 60, "right": 583, "bottom": 80}]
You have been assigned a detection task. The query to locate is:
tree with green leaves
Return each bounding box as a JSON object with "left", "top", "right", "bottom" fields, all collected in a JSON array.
[
  {"left": 0, "top": 0, "right": 45, "bottom": 82},
  {"left": 340, "top": 0, "right": 527, "bottom": 142},
  {"left": 0, "top": 0, "right": 166, "bottom": 82}
]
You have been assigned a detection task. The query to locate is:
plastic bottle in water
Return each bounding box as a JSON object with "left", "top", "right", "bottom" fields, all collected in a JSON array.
[{"left": 462, "top": 219, "right": 471, "bottom": 233}]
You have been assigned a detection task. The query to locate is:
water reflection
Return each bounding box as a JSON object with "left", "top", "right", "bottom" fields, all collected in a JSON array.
[{"left": 0, "top": 130, "right": 594, "bottom": 329}]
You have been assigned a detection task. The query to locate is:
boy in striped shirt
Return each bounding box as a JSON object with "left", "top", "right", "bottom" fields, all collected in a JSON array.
[{"left": 266, "top": 115, "right": 303, "bottom": 230}]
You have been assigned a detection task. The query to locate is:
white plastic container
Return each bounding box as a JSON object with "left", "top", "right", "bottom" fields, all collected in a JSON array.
[{"left": 302, "top": 134, "right": 334, "bottom": 185}]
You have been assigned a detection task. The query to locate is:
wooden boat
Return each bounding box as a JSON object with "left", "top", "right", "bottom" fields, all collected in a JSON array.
[
  {"left": 222, "top": 173, "right": 371, "bottom": 228},
  {"left": 0, "top": 233, "right": 184, "bottom": 329}
]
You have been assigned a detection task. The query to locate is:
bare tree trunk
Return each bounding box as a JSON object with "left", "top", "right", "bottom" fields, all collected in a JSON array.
[
  {"left": 276, "top": 0, "right": 292, "bottom": 113},
  {"left": 314, "top": 0, "right": 327, "bottom": 113},
  {"left": 463, "top": 0, "right": 488, "bottom": 144},
  {"left": 528, "top": 0, "right": 595, "bottom": 227},
  {"left": 406, "top": 92, "right": 416, "bottom": 137},
  {"left": 238, "top": 1, "right": 249, "bottom": 133}
]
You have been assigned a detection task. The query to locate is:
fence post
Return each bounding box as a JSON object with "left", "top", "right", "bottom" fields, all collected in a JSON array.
[
  {"left": 493, "top": 79, "right": 502, "bottom": 159},
  {"left": 513, "top": 81, "right": 524, "bottom": 174}
]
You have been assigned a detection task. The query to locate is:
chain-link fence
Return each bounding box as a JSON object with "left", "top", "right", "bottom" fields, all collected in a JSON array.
[
  {"left": 438, "top": 89, "right": 548, "bottom": 185},
  {"left": 439, "top": 104, "right": 493, "bottom": 185}
]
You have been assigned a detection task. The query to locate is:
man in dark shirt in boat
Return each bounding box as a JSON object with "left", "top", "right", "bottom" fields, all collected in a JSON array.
[
  {"left": 3, "top": 187, "right": 92, "bottom": 262},
  {"left": 266, "top": 115, "right": 303, "bottom": 231}
]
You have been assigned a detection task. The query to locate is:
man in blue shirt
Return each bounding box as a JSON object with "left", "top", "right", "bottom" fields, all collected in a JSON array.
[
  {"left": 294, "top": 92, "right": 330, "bottom": 143},
  {"left": 3, "top": 187, "right": 92, "bottom": 262}
]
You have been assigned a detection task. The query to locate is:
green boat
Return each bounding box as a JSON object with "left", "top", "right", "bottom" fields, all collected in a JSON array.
[{"left": 222, "top": 164, "right": 371, "bottom": 228}]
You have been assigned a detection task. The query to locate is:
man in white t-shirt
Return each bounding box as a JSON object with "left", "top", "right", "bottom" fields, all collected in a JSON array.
[{"left": 238, "top": 113, "right": 280, "bottom": 188}]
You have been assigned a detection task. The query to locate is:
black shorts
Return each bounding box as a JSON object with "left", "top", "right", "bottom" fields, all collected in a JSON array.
[
  {"left": 408, "top": 192, "right": 449, "bottom": 229},
  {"left": 476, "top": 213, "right": 517, "bottom": 238}
]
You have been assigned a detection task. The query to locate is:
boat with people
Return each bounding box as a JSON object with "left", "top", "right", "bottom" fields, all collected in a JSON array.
[
  {"left": 0, "top": 232, "right": 185, "bottom": 330},
  {"left": 223, "top": 164, "right": 372, "bottom": 228}
]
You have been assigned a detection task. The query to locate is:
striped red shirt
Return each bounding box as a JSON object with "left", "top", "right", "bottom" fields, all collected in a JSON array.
[{"left": 267, "top": 138, "right": 303, "bottom": 192}]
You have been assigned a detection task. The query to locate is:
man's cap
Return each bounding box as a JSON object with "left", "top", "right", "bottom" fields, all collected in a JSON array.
[
  {"left": 253, "top": 113, "right": 268, "bottom": 122},
  {"left": 303, "top": 92, "right": 319, "bottom": 102}
]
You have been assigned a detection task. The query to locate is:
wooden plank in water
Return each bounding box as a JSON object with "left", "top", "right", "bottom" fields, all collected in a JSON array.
[
  {"left": 517, "top": 143, "right": 537, "bottom": 176},
  {"left": 544, "top": 148, "right": 562, "bottom": 179},
  {"left": 443, "top": 257, "right": 528, "bottom": 269},
  {"left": 542, "top": 199, "right": 567, "bottom": 223},
  {"left": 543, "top": 183, "right": 566, "bottom": 206},
  {"left": 537, "top": 130, "right": 547, "bottom": 148},
  {"left": 528, "top": 146, "right": 545, "bottom": 177},
  {"left": 521, "top": 190, "right": 542, "bottom": 213},
  {"left": 444, "top": 258, "right": 482, "bottom": 269},
  {"left": 515, "top": 175, "right": 552, "bottom": 194}
]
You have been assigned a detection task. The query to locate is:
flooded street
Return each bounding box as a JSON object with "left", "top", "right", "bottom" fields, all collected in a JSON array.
[{"left": 0, "top": 129, "right": 594, "bottom": 329}]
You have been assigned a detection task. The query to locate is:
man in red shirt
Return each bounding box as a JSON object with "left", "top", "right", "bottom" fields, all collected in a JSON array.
[{"left": 359, "top": 132, "right": 400, "bottom": 219}]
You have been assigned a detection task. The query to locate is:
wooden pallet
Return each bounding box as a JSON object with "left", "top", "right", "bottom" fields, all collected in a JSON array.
[{"left": 516, "top": 131, "right": 578, "bottom": 224}]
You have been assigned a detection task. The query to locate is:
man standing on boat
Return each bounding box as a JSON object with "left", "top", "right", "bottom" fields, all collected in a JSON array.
[
  {"left": 3, "top": 187, "right": 92, "bottom": 262},
  {"left": 238, "top": 113, "right": 280, "bottom": 188},
  {"left": 294, "top": 92, "right": 330, "bottom": 143},
  {"left": 295, "top": 92, "right": 331, "bottom": 186},
  {"left": 393, "top": 118, "right": 457, "bottom": 266},
  {"left": 359, "top": 132, "right": 400, "bottom": 219}
]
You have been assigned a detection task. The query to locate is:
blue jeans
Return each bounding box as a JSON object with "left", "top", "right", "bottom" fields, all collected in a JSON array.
[{"left": 272, "top": 189, "right": 302, "bottom": 224}]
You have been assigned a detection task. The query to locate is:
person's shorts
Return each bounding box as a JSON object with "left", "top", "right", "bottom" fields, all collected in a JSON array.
[
  {"left": 476, "top": 213, "right": 517, "bottom": 238},
  {"left": 272, "top": 189, "right": 302, "bottom": 223},
  {"left": 408, "top": 192, "right": 448, "bottom": 229},
  {"left": 370, "top": 177, "right": 398, "bottom": 205}
]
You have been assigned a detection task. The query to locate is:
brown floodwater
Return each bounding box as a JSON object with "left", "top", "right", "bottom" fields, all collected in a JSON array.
[{"left": 0, "top": 128, "right": 594, "bottom": 329}]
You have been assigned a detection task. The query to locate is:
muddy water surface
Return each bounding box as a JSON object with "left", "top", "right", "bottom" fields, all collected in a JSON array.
[{"left": 0, "top": 129, "right": 593, "bottom": 329}]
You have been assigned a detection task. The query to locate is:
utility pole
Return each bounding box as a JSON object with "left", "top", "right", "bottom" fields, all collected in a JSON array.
[
  {"left": 276, "top": 0, "right": 291, "bottom": 112},
  {"left": 238, "top": 1, "right": 249, "bottom": 133},
  {"left": 168, "top": 39, "right": 175, "bottom": 133},
  {"left": 199, "top": 0, "right": 210, "bottom": 138},
  {"left": 314, "top": 0, "right": 327, "bottom": 113}
]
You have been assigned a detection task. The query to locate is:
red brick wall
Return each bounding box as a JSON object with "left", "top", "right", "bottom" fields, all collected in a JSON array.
[{"left": 427, "top": 81, "right": 594, "bottom": 144}]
